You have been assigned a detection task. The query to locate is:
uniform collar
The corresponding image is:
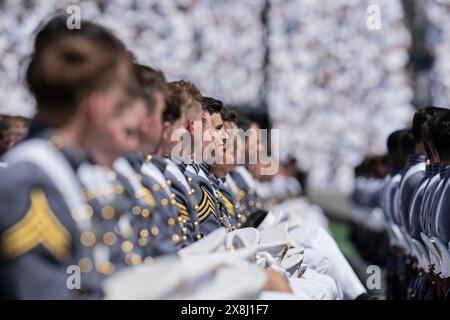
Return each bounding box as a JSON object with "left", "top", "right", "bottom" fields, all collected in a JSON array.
[
  {"left": 440, "top": 165, "right": 450, "bottom": 179},
  {"left": 432, "top": 162, "right": 442, "bottom": 175},
  {"left": 198, "top": 162, "right": 212, "bottom": 177},
  {"left": 408, "top": 154, "right": 426, "bottom": 166},
  {"left": 425, "top": 164, "right": 432, "bottom": 178}
]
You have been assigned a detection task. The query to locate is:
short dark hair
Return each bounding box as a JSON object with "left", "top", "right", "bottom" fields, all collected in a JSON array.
[
  {"left": 171, "top": 80, "right": 202, "bottom": 102},
  {"left": 134, "top": 63, "right": 166, "bottom": 113},
  {"left": 201, "top": 96, "right": 223, "bottom": 115},
  {"left": 163, "top": 83, "right": 191, "bottom": 122},
  {"left": 387, "top": 129, "right": 414, "bottom": 170},
  {"left": 221, "top": 107, "right": 238, "bottom": 123},
  {"left": 430, "top": 111, "right": 450, "bottom": 161},
  {"left": 236, "top": 116, "right": 254, "bottom": 132},
  {"left": 26, "top": 15, "right": 134, "bottom": 127}
]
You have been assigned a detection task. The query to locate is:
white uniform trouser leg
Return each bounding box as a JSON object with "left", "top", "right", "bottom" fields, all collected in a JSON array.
[
  {"left": 300, "top": 268, "right": 339, "bottom": 300},
  {"left": 288, "top": 276, "right": 335, "bottom": 300},
  {"left": 302, "top": 248, "right": 344, "bottom": 299},
  {"left": 289, "top": 224, "right": 366, "bottom": 299}
]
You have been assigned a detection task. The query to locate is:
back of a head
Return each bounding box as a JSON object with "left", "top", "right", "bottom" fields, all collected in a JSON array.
[
  {"left": 221, "top": 107, "right": 238, "bottom": 123},
  {"left": 421, "top": 106, "right": 449, "bottom": 159},
  {"left": 236, "top": 116, "right": 254, "bottom": 132},
  {"left": 412, "top": 109, "right": 428, "bottom": 144},
  {"left": 26, "top": 15, "right": 133, "bottom": 128},
  {"left": 201, "top": 96, "right": 223, "bottom": 115},
  {"left": 171, "top": 80, "right": 202, "bottom": 103},
  {"left": 163, "top": 83, "right": 192, "bottom": 123},
  {"left": 134, "top": 63, "right": 166, "bottom": 113},
  {"left": 430, "top": 111, "right": 450, "bottom": 162},
  {"left": 387, "top": 129, "right": 414, "bottom": 170}
]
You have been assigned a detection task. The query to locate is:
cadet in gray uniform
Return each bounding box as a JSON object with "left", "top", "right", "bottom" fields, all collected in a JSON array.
[{"left": 0, "top": 16, "right": 142, "bottom": 299}]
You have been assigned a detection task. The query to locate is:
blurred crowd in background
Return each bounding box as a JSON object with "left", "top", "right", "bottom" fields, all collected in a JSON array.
[{"left": 2, "top": 0, "right": 450, "bottom": 193}]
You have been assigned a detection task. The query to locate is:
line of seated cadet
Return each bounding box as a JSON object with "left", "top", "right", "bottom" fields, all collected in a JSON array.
[
  {"left": 350, "top": 106, "right": 450, "bottom": 300},
  {"left": 0, "top": 15, "right": 365, "bottom": 300}
]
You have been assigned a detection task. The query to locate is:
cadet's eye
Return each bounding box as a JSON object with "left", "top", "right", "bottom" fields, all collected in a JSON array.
[{"left": 125, "top": 128, "right": 139, "bottom": 137}]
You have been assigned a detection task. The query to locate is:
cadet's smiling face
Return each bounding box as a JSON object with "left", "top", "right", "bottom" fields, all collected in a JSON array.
[{"left": 202, "top": 112, "right": 229, "bottom": 164}]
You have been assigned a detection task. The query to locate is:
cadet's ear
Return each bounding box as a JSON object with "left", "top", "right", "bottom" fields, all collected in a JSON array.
[
  {"left": 162, "top": 121, "right": 171, "bottom": 140},
  {"left": 186, "top": 119, "right": 195, "bottom": 137},
  {"left": 83, "top": 92, "right": 108, "bottom": 123}
]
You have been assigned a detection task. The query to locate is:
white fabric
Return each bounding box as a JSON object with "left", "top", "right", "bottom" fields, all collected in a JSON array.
[{"left": 289, "top": 223, "right": 366, "bottom": 299}]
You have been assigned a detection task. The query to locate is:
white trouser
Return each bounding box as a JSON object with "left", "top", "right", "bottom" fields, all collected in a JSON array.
[
  {"left": 302, "top": 248, "right": 344, "bottom": 299},
  {"left": 289, "top": 224, "right": 366, "bottom": 299},
  {"left": 288, "top": 274, "right": 336, "bottom": 300},
  {"left": 300, "top": 268, "right": 339, "bottom": 300}
]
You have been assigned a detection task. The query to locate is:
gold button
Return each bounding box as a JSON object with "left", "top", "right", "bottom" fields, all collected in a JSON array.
[
  {"left": 84, "top": 189, "right": 95, "bottom": 201},
  {"left": 172, "top": 234, "right": 180, "bottom": 243},
  {"left": 96, "top": 261, "right": 115, "bottom": 275},
  {"left": 85, "top": 205, "right": 94, "bottom": 218},
  {"left": 177, "top": 216, "right": 183, "bottom": 222},
  {"left": 121, "top": 241, "right": 134, "bottom": 253},
  {"left": 101, "top": 206, "right": 115, "bottom": 220},
  {"left": 132, "top": 206, "right": 142, "bottom": 215},
  {"left": 166, "top": 180, "right": 172, "bottom": 186},
  {"left": 188, "top": 177, "right": 192, "bottom": 183},
  {"left": 171, "top": 199, "right": 177, "bottom": 205},
  {"left": 114, "top": 185, "right": 124, "bottom": 194},
  {"left": 197, "top": 234, "right": 202, "bottom": 239},
  {"left": 72, "top": 205, "right": 93, "bottom": 222},
  {"left": 126, "top": 253, "right": 142, "bottom": 266},
  {"left": 168, "top": 218, "right": 176, "bottom": 226},
  {"left": 141, "top": 209, "right": 150, "bottom": 218},
  {"left": 80, "top": 231, "right": 96, "bottom": 247},
  {"left": 131, "top": 254, "right": 141, "bottom": 265},
  {"left": 182, "top": 227, "right": 188, "bottom": 233},
  {"left": 248, "top": 200, "right": 254, "bottom": 206},
  {"left": 194, "top": 221, "right": 199, "bottom": 226},
  {"left": 79, "top": 257, "right": 93, "bottom": 273},
  {"left": 103, "top": 232, "right": 117, "bottom": 246},
  {"left": 146, "top": 154, "right": 153, "bottom": 161},
  {"left": 161, "top": 198, "right": 169, "bottom": 206},
  {"left": 151, "top": 226, "right": 160, "bottom": 236},
  {"left": 183, "top": 236, "right": 188, "bottom": 241},
  {"left": 152, "top": 184, "right": 160, "bottom": 192},
  {"left": 194, "top": 205, "right": 199, "bottom": 210},
  {"left": 256, "top": 202, "right": 262, "bottom": 209},
  {"left": 140, "top": 229, "right": 149, "bottom": 238},
  {"left": 138, "top": 237, "right": 149, "bottom": 247},
  {"left": 144, "top": 256, "right": 154, "bottom": 265}
]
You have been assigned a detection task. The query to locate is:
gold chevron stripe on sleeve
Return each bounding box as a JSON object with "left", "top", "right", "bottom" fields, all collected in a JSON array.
[
  {"left": 198, "top": 205, "right": 215, "bottom": 222},
  {"left": 0, "top": 188, "right": 71, "bottom": 261},
  {"left": 196, "top": 186, "right": 216, "bottom": 222},
  {"left": 138, "top": 188, "right": 156, "bottom": 207},
  {"left": 234, "top": 186, "right": 246, "bottom": 202},
  {"left": 174, "top": 200, "right": 190, "bottom": 221},
  {"left": 218, "top": 191, "right": 235, "bottom": 215},
  {"left": 197, "top": 186, "right": 215, "bottom": 211}
]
